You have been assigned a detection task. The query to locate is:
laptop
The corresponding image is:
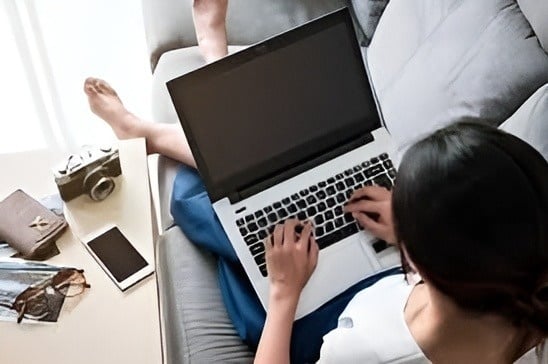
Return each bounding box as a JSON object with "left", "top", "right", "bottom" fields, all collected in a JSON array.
[{"left": 167, "top": 8, "right": 400, "bottom": 319}]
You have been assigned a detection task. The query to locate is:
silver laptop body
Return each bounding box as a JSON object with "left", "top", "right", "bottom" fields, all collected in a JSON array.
[{"left": 168, "top": 8, "right": 400, "bottom": 319}]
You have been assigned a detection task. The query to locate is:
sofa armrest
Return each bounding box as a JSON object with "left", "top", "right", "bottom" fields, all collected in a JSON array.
[{"left": 156, "top": 226, "right": 254, "bottom": 364}]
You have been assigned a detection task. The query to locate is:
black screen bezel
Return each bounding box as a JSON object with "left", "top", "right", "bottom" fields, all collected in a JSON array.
[{"left": 167, "top": 8, "right": 380, "bottom": 202}]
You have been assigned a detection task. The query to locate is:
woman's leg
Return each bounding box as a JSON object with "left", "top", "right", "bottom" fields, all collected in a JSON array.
[
  {"left": 84, "top": 78, "right": 197, "bottom": 168},
  {"left": 193, "top": 0, "right": 229, "bottom": 63}
]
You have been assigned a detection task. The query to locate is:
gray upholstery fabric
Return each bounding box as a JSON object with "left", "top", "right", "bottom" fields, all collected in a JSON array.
[
  {"left": 517, "top": 0, "right": 548, "bottom": 53},
  {"left": 367, "top": 0, "right": 548, "bottom": 153},
  {"left": 500, "top": 83, "right": 548, "bottom": 160},
  {"left": 350, "top": 0, "right": 390, "bottom": 46},
  {"left": 142, "top": 0, "right": 345, "bottom": 71},
  {"left": 156, "top": 226, "right": 254, "bottom": 363}
]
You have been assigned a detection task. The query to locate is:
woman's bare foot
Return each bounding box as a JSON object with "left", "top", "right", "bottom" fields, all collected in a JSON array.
[
  {"left": 83, "top": 77, "right": 197, "bottom": 167},
  {"left": 83, "top": 77, "right": 146, "bottom": 140}
]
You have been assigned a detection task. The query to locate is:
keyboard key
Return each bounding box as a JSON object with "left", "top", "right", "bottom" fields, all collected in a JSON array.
[
  {"left": 236, "top": 218, "right": 245, "bottom": 227},
  {"left": 257, "top": 218, "right": 268, "bottom": 227},
  {"left": 258, "top": 230, "right": 268, "bottom": 240},
  {"left": 326, "top": 186, "right": 336, "bottom": 195},
  {"left": 327, "top": 177, "right": 336, "bottom": 184},
  {"left": 383, "top": 160, "right": 393, "bottom": 169},
  {"left": 335, "top": 182, "right": 345, "bottom": 191},
  {"left": 307, "top": 206, "right": 317, "bottom": 217},
  {"left": 370, "top": 156, "right": 379, "bottom": 164},
  {"left": 325, "top": 221, "right": 334, "bottom": 232},
  {"left": 316, "top": 226, "right": 325, "bottom": 237},
  {"left": 353, "top": 165, "right": 362, "bottom": 172},
  {"left": 259, "top": 264, "right": 268, "bottom": 277},
  {"left": 264, "top": 206, "right": 273, "bottom": 213},
  {"left": 315, "top": 215, "right": 324, "bottom": 225},
  {"left": 306, "top": 195, "right": 317, "bottom": 204},
  {"left": 334, "top": 206, "right": 343, "bottom": 216},
  {"left": 249, "top": 242, "right": 264, "bottom": 256},
  {"left": 364, "top": 180, "right": 373, "bottom": 186},
  {"left": 297, "top": 211, "right": 307, "bottom": 220},
  {"left": 299, "top": 190, "right": 309, "bottom": 197},
  {"left": 278, "top": 208, "right": 288, "bottom": 219},
  {"left": 355, "top": 173, "right": 364, "bottom": 182},
  {"left": 245, "top": 235, "right": 258, "bottom": 245},
  {"left": 267, "top": 213, "right": 277, "bottom": 223},
  {"left": 254, "top": 253, "right": 265, "bottom": 265},
  {"left": 372, "top": 240, "right": 389, "bottom": 253},
  {"left": 344, "top": 177, "right": 355, "bottom": 187},
  {"left": 297, "top": 199, "right": 307, "bottom": 209},
  {"left": 317, "top": 190, "right": 327, "bottom": 199},
  {"left": 282, "top": 197, "right": 291, "bottom": 205},
  {"left": 291, "top": 193, "right": 300, "bottom": 201},
  {"left": 336, "top": 173, "right": 344, "bottom": 180},
  {"left": 379, "top": 153, "right": 389, "bottom": 160},
  {"left": 288, "top": 204, "right": 297, "bottom": 213},
  {"left": 388, "top": 168, "right": 397, "bottom": 178},
  {"left": 361, "top": 161, "right": 371, "bottom": 169},
  {"left": 310, "top": 185, "right": 318, "bottom": 192},
  {"left": 326, "top": 198, "right": 336, "bottom": 208},
  {"left": 344, "top": 169, "right": 353, "bottom": 176},
  {"left": 336, "top": 193, "right": 346, "bottom": 203},
  {"left": 239, "top": 227, "right": 248, "bottom": 236},
  {"left": 341, "top": 223, "right": 358, "bottom": 236},
  {"left": 248, "top": 222, "right": 259, "bottom": 232},
  {"left": 325, "top": 211, "right": 334, "bottom": 220},
  {"left": 364, "top": 165, "right": 384, "bottom": 178},
  {"left": 245, "top": 214, "right": 254, "bottom": 222},
  {"left": 255, "top": 211, "right": 264, "bottom": 219},
  {"left": 318, "top": 181, "right": 327, "bottom": 188},
  {"left": 273, "top": 202, "right": 282, "bottom": 209},
  {"left": 317, "top": 230, "right": 343, "bottom": 249},
  {"left": 373, "top": 174, "right": 393, "bottom": 190},
  {"left": 317, "top": 202, "right": 327, "bottom": 212},
  {"left": 345, "top": 189, "right": 354, "bottom": 199},
  {"left": 335, "top": 217, "right": 344, "bottom": 227},
  {"left": 344, "top": 213, "right": 354, "bottom": 223}
]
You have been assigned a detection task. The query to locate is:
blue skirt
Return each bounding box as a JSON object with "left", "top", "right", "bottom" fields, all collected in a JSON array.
[{"left": 170, "top": 166, "right": 401, "bottom": 363}]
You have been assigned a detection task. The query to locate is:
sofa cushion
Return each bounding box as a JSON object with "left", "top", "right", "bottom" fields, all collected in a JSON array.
[
  {"left": 500, "top": 84, "right": 548, "bottom": 160},
  {"left": 367, "top": 0, "right": 548, "bottom": 154},
  {"left": 156, "top": 226, "right": 254, "bottom": 363},
  {"left": 517, "top": 0, "right": 548, "bottom": 53}
]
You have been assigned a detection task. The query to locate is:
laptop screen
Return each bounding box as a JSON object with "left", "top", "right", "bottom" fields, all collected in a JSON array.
[{"left": 168, "top": 8, "right": 381, "bottom": 202}]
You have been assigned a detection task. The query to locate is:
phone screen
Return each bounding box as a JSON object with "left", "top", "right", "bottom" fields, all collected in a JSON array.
[{"left": 87, "top": 227, "right": 148, "bottom": 282}]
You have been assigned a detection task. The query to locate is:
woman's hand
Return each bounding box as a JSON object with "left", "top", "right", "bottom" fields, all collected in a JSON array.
[
  {"left": 265, "top": 219, "right": 319, "bottom": 303},
  {"left": 344, "top": 186, "right": 397, "bottom": 245}
]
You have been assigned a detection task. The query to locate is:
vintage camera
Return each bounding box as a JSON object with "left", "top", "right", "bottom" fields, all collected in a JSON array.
[{"left": 53, "top": 146, "right": 122, "bottom": 202}]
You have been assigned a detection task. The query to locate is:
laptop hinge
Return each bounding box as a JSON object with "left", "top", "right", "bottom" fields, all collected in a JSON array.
[{"left": 229, "top": 132, "right": 374, "bottom": 204}]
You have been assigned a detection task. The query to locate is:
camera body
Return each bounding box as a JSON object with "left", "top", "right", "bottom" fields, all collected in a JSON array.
[{"left": 54, "top": 146, "right": 122, "bottom": 202}]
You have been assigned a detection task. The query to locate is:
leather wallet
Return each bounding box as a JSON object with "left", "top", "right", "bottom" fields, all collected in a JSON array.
[{"left": 0, "top": 190, "right": 67, "bottom": 260}]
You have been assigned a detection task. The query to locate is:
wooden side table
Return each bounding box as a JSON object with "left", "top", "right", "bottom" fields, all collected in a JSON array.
[{"left": 0, "top": 138, "right": 162, "bottom": 364}]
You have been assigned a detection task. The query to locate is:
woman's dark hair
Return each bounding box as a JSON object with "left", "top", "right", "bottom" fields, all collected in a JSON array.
[{"left": 392, "top": 121, "right": 548, "bottom": 336}]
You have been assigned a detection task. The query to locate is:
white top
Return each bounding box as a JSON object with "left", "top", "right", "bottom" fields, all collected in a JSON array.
[{"left": 318, "top": 274, "right": 546, "bottom": 364}]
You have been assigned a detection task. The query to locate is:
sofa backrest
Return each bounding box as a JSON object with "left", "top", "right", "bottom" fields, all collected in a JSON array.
[
  {"left": 517, "top": 0, "right": 548, "bottom": 53},
  {"left": 142, "top": 0, "right": 345, "bottom": 71}
]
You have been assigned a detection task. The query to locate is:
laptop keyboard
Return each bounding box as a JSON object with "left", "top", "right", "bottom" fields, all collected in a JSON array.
[{"left": 236, "top": 152, "right": 396, "bottom": 277}]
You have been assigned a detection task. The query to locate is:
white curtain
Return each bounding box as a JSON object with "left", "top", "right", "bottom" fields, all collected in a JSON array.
[{"left": 0, "top": 0, "right": 152, "bottom": 154}]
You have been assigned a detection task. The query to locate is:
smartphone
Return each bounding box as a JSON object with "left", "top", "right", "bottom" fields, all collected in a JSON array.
[{"left": 82, "top": 225, "right": 154, "bottom": 291}]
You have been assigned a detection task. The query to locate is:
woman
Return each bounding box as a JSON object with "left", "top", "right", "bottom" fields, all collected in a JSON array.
[{"left": 256, "top": 122, "right": 548, "bottom": 363}]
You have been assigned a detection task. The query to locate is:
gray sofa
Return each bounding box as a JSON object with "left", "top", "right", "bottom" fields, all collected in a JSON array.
[{"left": 142, "top": 0, "right": 548, "bottom": 362}]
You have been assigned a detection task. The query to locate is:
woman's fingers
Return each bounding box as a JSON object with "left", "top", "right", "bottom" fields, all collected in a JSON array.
[
  {"left": 344, "top": 199, "right": 384, "bottom": 214},
  {"left": 273, "top": 224, "right": 284, "bottom": 246},
  {"left": 283, "top": 219, "right": 299, "bottom": 244},
  {"left": 349, "top": 185, "right": 390, "bottom": 202},
  {"left": 352, "top": 211, "right": 384, "bottom": 235},
  {"left": 308, "top": 235, "right": 319, "bottom": 271}
]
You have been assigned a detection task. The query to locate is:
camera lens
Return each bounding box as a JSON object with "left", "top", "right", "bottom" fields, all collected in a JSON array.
[
  {"left": 84, "top": 168, "right": 115, "bottom": 201},
  {"left": 90, "top": 177, "right": 114, "bottom": 201}
]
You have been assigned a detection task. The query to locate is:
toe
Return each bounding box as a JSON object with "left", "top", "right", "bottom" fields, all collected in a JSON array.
[{"left": 96, "top": 79, "right": 118, "bottom": 97}]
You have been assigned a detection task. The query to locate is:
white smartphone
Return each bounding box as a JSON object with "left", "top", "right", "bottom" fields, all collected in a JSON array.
[{"left": 82, "top": 225, "right": 154, "bottom": 291}]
